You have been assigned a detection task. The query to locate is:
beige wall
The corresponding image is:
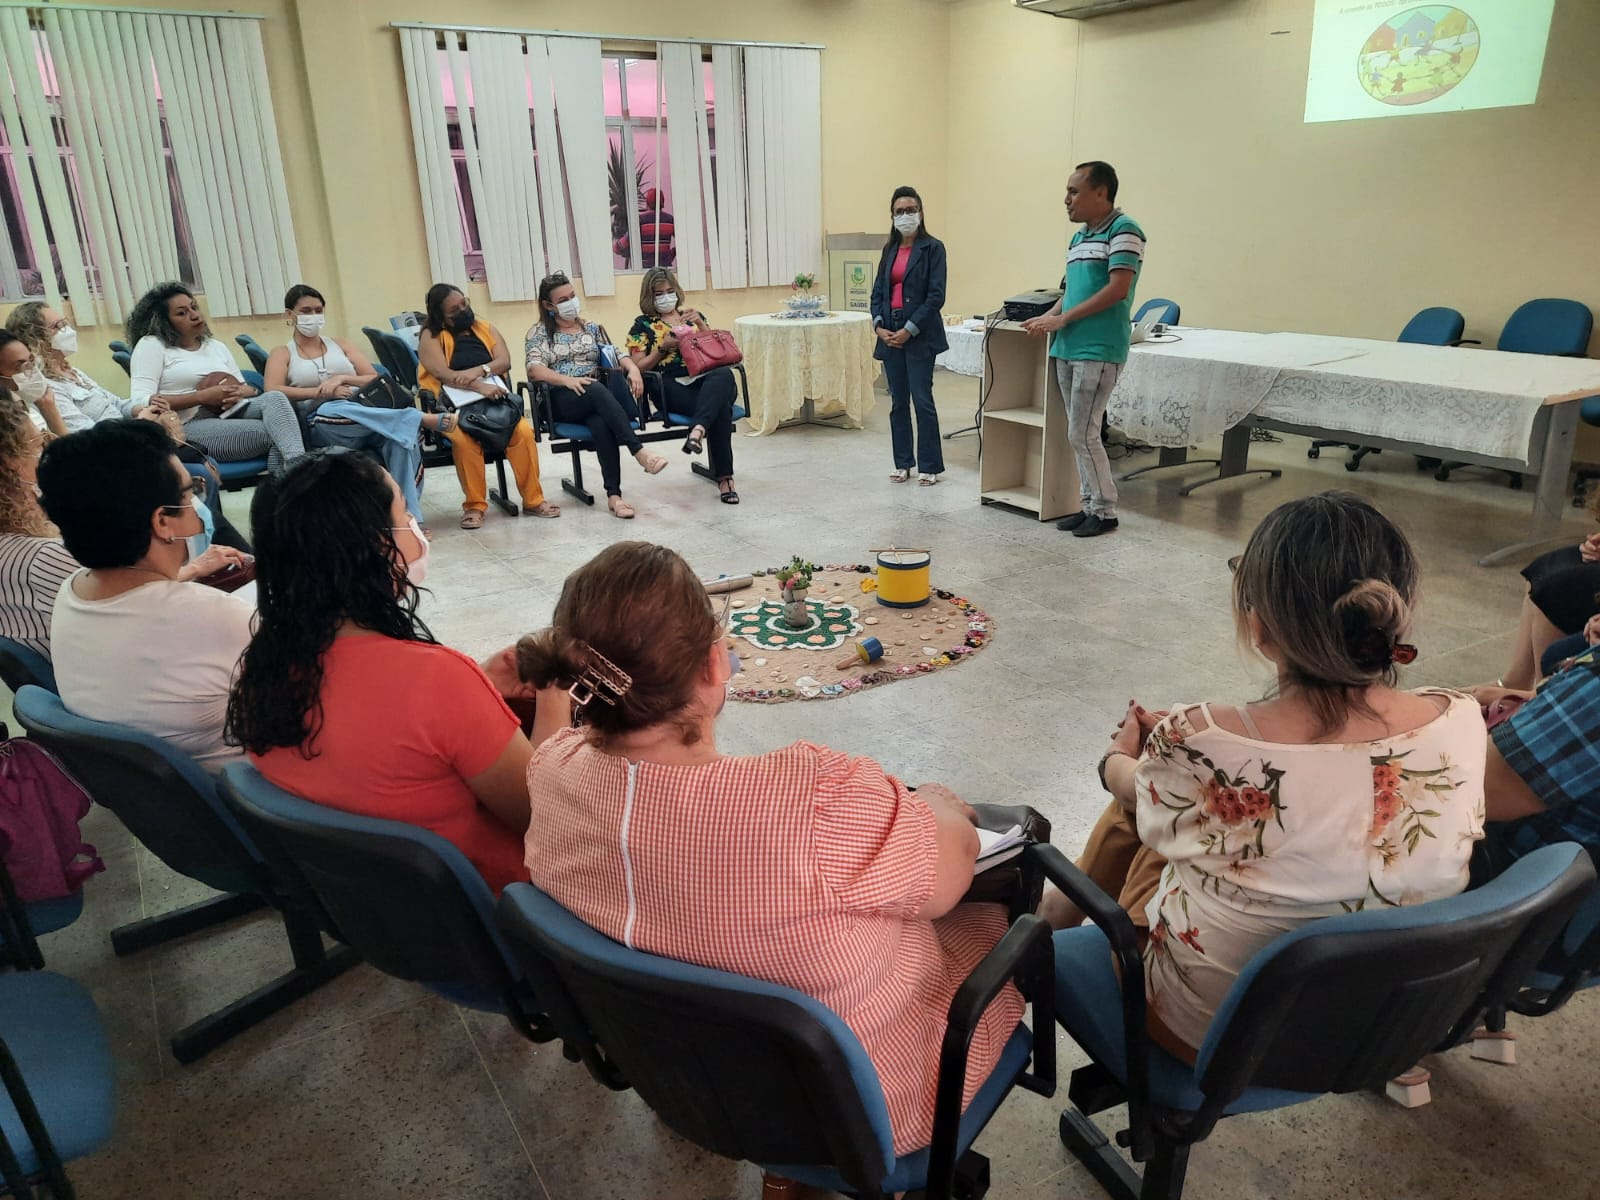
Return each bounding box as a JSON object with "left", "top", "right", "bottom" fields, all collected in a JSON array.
[
  {"left": 944, "top": 0, "right": 1600, "bottom": 355},
  {"left": 7, "top": 0, "right": 1597, "bottom": 422},
  {"left": 3, "top": 0, "right": 950, "bottom": 386}
]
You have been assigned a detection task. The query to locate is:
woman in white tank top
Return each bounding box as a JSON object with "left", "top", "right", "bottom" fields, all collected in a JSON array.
[{"left": 263, "top": 285, "right": 456, "bottom": 531}]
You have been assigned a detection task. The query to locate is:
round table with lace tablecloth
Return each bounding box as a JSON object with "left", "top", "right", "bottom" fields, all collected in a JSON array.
[{"left": 732, "top": 312, "right": 879, "bottom": 435}]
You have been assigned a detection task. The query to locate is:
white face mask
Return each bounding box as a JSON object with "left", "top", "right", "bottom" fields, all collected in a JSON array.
[
  {"left": 654, "top": 292, "right": 679, "bottom": 315},
  {"left": 555, "top": 298, "right": 581, "bottom": 321},
  {"left": 393, "top": 516, "right": 429, "bottom": 585},
  {"left": 295, "top": 314, "right": 326, "bottom": 337},
  {"left": 51, "top": 326, "right": 78, "bottom": 356},
  {"left": 893, "top": 212, "right": 922, "bottom": 236},
  {"left": 12, "top": 365, "right": 47, "bottom": 406}
]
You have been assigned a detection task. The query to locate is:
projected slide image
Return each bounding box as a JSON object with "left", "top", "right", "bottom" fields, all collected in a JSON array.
[
  {"left": 1357, "top": 7, "right": 1480, "bottom": 107},
  {"left": 1305, "top": 0, "right": 1555, "bottom": 124}
]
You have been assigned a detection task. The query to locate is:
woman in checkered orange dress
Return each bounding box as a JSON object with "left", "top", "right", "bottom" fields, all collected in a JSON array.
[{"left": 517, "top": 541, "right": 1025, "bottom": 1195}]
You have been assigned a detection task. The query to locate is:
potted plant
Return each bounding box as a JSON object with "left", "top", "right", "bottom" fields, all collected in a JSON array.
[
  {"left": 785, "top": 272, "right": 826, "bottom": 316},
  {"left": 776, "top": 557, "right": 817, "bottom": 628}
]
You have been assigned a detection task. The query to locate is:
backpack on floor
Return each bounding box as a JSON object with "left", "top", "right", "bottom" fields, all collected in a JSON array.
[{"left": 0, "top": 725, "right": 103, "bottom": 903}]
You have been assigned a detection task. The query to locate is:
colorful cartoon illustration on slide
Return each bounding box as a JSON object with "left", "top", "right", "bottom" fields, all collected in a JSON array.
[{"left": 1358, "top": 6, "right": 1480, "bottom": 107}]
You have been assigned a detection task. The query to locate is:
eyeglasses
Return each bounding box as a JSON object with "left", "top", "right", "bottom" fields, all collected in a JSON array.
[
  {"left": 160, "top": 479, "right": 206, "bottom": 511},
  {"left": 46, "top": 317, "right": 69, "bottom": 333},
  {"left": 710, "top": 590, "right": 732, "bottom": 634}
]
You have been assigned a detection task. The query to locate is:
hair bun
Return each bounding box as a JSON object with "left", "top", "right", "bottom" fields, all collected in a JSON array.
[
  {"left": 1335, "top": 579, "right": 1412, "bottom": 672},
  {"left": 516, "top": 628, "right": 586, "bottom": 691}
]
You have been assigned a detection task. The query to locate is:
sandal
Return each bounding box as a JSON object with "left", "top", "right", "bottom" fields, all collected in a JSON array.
[
  {"left": 890, "top": 469, "right": 911, "bottom": 483},
  {"left": 682, "top": 425, "right": 706, "bottom": 455},
  {"left": 918, "top": 473, "right": 942, "bottom": 487},
  {"left": 608, "top": 496, "right": 636, "bottom": 519},
  {"left": 522, "top": 502, "right": 562, "bottom": 518},
  {"left": 459, "top": 510, "right": 485, "bottom": 530},
  {"left": 718, "top": 479, "right": 740, "bottom": 505},
  {"left": 636, "top": 450, "right": 669, "bottom": 475}
]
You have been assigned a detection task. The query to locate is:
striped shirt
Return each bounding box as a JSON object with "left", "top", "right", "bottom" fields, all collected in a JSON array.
[
  {"left": 1052, "top": 208, "right": 1147, "bottom": 365},
  {"left": 0, "top": 535, "right": 78, "bottom": 656},
  {"left": 524, "top": 729, "right": 1024, "bottom": 1155}
]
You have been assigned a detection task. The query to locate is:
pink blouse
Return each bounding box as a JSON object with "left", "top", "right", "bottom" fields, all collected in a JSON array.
[{"left": 524, "top": 728, "right": 1024, "bottom": 1154}]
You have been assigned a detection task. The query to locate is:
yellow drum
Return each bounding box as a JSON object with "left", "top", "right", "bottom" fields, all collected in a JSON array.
[{"left": 876, "top": 550, "right": 931, "bottom": 608}]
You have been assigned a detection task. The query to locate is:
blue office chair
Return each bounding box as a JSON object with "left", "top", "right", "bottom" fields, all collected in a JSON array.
[
  {"left": 110, "top": 350, "right": 130, "bottom": 378},
  {"left": 1038, "top": 841, "right": 1594, "bottom": 1200},
  {"left": 1434, "top": 298, "right": 1594, "bottom": 486},
  {"left": 106, "top": 340, "right": 129, "bottom": 355},
  {"left": 0, "top": 970, "right": 115, "bottom": 1198},
  {"left": 11, "top": 687, "right": 358, "bottom": 1064},
  {"left": 1310, "top": 306, "right": 1470, "bottom": 471},
  {"left": 361, "top": 327, "right": 421, "bottom": 391},
  {"left": 0, "top": 845, "right": 82, "bottom": 974},
  {"left": 520, "top": 363, "right": 681, "bottom": 506},
  {"left": 0, "top": 638, "right": 55, "bottom": 696},
  {"left": 495, "top": 883, "right": 1056, "bottom": 1199},
  {"left": 218, "top": 762, "right": 555, "bottom": 1042},
  {"left": 234, "top": 334, "right": 269, "bottom": 375},
  {"left": 1133, "top": 298, "right": 1180, "bottom": 326}
]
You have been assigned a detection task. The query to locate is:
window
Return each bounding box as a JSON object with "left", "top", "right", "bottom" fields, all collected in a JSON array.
[
  {"left": 0, "top": 51, "right": 202, "bottom": 303},
  {"left": 402, "top": 26, "right": 819, "bottom": 298},
  {"left": 440, "top": 51, "right": 716, "bottom": 280},
  {"left": 1, "top": 7, "right": 299, "bottom": 322}
]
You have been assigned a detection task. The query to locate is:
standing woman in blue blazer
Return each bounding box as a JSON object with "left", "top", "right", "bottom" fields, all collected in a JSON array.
[{"left": 871, "top": 185, "right": 949, "bottom": 484}]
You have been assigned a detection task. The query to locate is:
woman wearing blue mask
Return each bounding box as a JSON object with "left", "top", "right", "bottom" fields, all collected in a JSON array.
[
  {"left": 871, "top": 185, "right": 949, "bottom": 485},
  {"left": 526, "top": 272, "right": 669, "bottom": 520},
  {"left": 227, "top": 449, "right": 566, "bottom": 893}
]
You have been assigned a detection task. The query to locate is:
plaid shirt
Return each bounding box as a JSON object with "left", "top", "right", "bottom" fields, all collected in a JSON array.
[{"left": 1492, "top": 657, "right": 1600, "bottom": 857}]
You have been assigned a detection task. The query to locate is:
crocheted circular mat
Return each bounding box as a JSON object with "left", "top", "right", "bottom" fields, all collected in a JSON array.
[{"left": 725, "top": 563, "right": 991, "bottom": 704}]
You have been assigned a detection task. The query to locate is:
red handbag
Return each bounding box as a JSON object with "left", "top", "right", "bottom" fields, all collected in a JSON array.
[{"left": 677, "top": 328, "right": 743, "bottom": 377}]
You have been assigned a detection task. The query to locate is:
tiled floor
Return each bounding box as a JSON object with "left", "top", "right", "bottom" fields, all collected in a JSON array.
[{"left": 36, "top": 373, "right": 1600, "bottom": 1198}]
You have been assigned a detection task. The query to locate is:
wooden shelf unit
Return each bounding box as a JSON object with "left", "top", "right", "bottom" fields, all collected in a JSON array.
[{"left": 977, "top": 322, "right": 1079, "bottom": 522}]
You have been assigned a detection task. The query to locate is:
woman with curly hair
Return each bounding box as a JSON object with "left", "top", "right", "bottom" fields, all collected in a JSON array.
[
  {"left": 225, "top": 449, "right": 568, "bottom": 891},
  {"left": 0, "top": 387, "right": 75, "bottom": 654},
  {"left": 127, "top": 282, "right": 306, "bottom": 467}
]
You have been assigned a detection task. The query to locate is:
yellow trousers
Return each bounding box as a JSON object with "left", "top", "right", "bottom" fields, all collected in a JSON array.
[{"left": 445, "top": 419, "right": 546, "bottom": 512}]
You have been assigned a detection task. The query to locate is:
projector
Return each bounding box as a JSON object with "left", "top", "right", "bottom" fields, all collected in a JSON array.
[{"left": 1003, "top": 289, "right": 1063, "bottom": 322}]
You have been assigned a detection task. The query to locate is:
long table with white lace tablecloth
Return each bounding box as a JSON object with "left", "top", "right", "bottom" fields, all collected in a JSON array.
[{"left": 1106, "top": 328, "right": 1600, "bottom": 565}]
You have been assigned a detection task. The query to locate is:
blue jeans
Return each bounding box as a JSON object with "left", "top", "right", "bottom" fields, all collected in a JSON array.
[
  {"left": 307, "top": 412, "right": 426, "bottom": 522},
  {"left": 882, "top": 348, "right": 943, "bottom": 474}
]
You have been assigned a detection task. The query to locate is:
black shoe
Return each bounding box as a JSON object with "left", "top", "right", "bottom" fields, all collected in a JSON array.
[
  {"left": 1056, "top": 512, "right": 1090, "bottom": 532},
  {"left": 1072, "top": 515, "right": 1119, "bottom": 538}
]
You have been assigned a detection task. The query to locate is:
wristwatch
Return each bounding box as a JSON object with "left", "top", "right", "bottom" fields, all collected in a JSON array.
[{"left": 480, "top": 364, "right": 493, "bottom": 378}]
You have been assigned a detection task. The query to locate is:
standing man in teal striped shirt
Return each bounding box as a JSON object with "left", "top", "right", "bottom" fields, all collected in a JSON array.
[{"left": 1023, "top": 161, "right": 1145, "bottom": 537}]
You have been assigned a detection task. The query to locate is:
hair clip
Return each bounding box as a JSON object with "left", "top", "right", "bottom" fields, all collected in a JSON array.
[
  {"left": 568, "top": 643, "right": 633, "bottom": 710},
  {"left": 1350, "top": 629, "right": 1419, "bottom": 670},
  {"left": 1391, "top": 643, "right": 1419, "bottom": 666}
]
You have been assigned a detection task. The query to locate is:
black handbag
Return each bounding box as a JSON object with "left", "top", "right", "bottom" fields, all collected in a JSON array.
[
  {"left": 455, "top": 393, "right": 522, "bottom": 456},
  {"left": 348, "top": 375, "right": 416, "bottom": 411}
]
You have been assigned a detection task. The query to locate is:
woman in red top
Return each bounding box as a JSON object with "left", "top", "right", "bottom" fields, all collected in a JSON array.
[
  {"left": 870, "top": 186, "right": 949, "bottom": 485},
  {"left": 518, "top": 541, "right": 1022, "bottom": 1198},
  {"left": 225, "top": 449, "right": 571, "bottom": 892}
]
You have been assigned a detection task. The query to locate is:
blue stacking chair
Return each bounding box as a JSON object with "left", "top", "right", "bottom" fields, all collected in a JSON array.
[
  {"left": 11, "top": 687, "right": 358, "bottom": 1064},
  {"left": 233, "top": 334, "right": 269, "bottom": 375},
  {"left": 495, "top": 882, "right": 1056, "bottom": 1199},
  {"left": 520, "top": 367, "right": 680, "bottom": 507},
  {"left": 1133, "top": 298, "right": 1180, "bottom": 326},
  {"left": 1433, "top": 298, "right": 1594, "bottom": 486},
  {"left": 1037, "top": 841, "right": 1595, "bottom": 1200},
  {"left": 218, "top": 763, "right": 555, "bottom": 1042},
  {"left": 645, "top": 366, "right": 752, "bottom": 488},
  {"left": 0, "top": 638, "right": 55, "bottom": 697},
  {"left": 0, "top": 970, "right": 115, "bottom": 1198},
  {"left": 110, "top": 350, "right": 130, "bottom": 378}
]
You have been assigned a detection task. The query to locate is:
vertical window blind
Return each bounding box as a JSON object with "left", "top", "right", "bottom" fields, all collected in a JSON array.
[
  {"left": 396, "top": 23, "right": 822, "bottom": 297},
  {"left": 0, "top": 4, "right": 299, "bottom": 323}
]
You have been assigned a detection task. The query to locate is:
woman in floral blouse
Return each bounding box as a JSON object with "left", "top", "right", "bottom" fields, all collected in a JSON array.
[
  {"left": 1045, "top": 491, "right": 1485, "bottom": 1059},
  {"left": 525, "top": 272, "right": 668, "bottom": 520},
  {"left": 626, "top": 267, "right": 741, "bottom": 504}
]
